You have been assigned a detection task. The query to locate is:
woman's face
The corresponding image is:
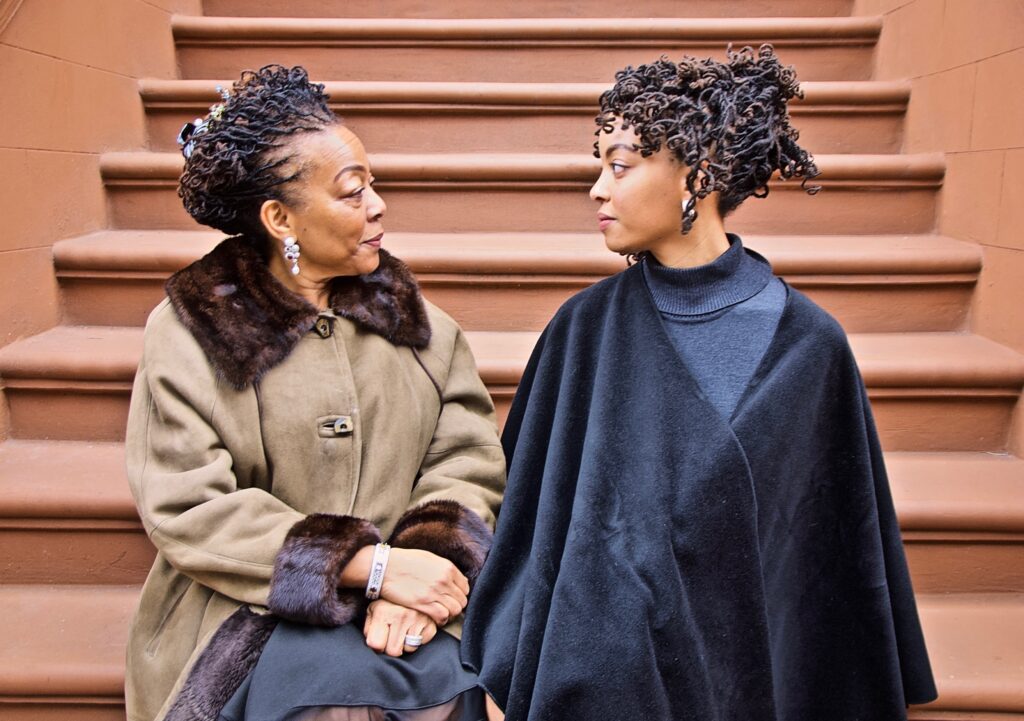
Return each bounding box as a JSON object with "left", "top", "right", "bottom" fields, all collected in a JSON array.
[
  {"left": 268, "top": 124, "right": 386, "bottom": 278},
  {"left": 589, "top": 122, "right": 690, "bottom": 257}
]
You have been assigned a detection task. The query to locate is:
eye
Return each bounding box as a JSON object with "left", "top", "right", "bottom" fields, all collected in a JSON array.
[
  {"left": 341, "top": 186, "right": 365, "bottom": 200},
  {"left": 610, "top": 161, "right": 629, "bottom": 176}
]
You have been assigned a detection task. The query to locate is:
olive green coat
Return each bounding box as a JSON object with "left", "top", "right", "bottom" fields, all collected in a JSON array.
[{"left": 123, "top": 239, "right": 505, "bottom": 721}]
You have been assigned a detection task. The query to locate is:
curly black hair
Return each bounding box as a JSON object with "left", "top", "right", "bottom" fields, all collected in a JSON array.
[
  {"left": 595, "top": 44, "right": 820, "bottom": 239},
  {"left": 178, "top": 64, "right": 337, "bottom": 239}
]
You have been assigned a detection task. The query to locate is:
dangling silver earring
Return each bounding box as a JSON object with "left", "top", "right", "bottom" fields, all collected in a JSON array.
[
  {"left": 680, "top": 200, "right": 697, "bottom": 233},
  {"left": 283, "top": 235, "right": 300, "bottom": 276}
]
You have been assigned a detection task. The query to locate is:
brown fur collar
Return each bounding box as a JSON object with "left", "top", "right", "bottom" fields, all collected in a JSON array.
[{"left": 165, "top": 236, "right": 431, "bottom": 390}]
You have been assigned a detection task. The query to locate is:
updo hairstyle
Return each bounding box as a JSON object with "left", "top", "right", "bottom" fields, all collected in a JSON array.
[
  {"left": 178, "top": 65, "right": 336, "bottom": 239},
  {"left": 595, "top": 44, "right": 820, "bottom": 235}
]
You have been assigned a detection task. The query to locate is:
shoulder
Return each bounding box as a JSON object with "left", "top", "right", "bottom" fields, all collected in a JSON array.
[
  {"left": 422, "top": 299, "right": 462, "bottom": 356},
  {"left": 547, "top": 268, "right": 630, "bottom": 328},
  {"left": 782, "top": 283, "right": 856, "bottom": 362},
  {"left": 140, "top": 298, "right": 221, "bottom": 387}
]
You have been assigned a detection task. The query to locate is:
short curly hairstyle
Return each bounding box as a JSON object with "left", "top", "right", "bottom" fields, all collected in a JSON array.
[
  {"left": 595, "top": 44, "right": 820, "bottom": 237},
  {"left": 178, "top": 65, "right": 337, "bottom": 239}
]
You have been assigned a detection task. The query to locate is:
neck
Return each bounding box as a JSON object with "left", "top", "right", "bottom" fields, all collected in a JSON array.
[
  {"left": 267, "top": 254, "right": 332, "bottom": 310},
  {"left": 649, "top": 212, "right": 730, "bottom": 269}
]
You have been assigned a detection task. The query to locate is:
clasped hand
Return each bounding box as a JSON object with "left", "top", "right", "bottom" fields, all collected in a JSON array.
[{"left": 363, "top": 547, "right": 470, "bottom": 657}]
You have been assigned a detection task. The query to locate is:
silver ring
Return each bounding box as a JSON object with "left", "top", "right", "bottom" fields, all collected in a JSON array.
[{"left": 404, "top": 634, "right": 423, "bottom": 648}]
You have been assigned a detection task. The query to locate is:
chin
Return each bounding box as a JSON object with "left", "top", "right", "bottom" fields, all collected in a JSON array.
[
  {"left": 603, "top": 234, "right": 646, "bottom": 258},
  {"left": 355, "top": 252, "right": 381, "bottom": 276}
]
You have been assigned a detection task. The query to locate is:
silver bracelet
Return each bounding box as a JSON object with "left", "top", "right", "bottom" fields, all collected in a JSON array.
[{"left": 365, "top": 542, "right": 391, "bottom": 600}]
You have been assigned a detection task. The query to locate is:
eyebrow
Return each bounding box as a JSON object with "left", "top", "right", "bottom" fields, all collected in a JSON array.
[
  {"left": 333, "top": 164, "right": 367, "bottom": 183},
  {"left": 604, "top": 143, "right": 640, "bottom": 158}
]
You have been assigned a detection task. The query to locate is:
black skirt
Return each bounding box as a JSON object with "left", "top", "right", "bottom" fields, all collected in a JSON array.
[{"left": 219, "top": 621, "right": 486, "bottom": 721}]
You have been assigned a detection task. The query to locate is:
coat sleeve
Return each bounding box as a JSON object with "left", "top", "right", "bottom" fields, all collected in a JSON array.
[
  {"left": 389, "top": 324, "right": 506, "bottom": 583},
  {"left": 126, "top": 304, "right": 379, "bottom": 624}
]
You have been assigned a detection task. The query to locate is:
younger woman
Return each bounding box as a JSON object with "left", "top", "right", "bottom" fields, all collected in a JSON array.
[{"left": 462, "top": 45, "right": 937, "bottom": 720}]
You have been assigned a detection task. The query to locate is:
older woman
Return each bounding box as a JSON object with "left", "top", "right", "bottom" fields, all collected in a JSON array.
[
  {"left": 124, "top": 65, "right": 504, "bottom": 721},
  {"left": 463, "top": 46, "right": 937, "bottom": 720}
]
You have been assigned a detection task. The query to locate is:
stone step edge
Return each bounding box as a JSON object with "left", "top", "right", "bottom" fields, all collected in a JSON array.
[
  {"left": 2, "top": 326, "right": 1023, "bottom": 391},
  {"left": 0, "top": 586, "right": 1020, "bottom": 714},
  {"left": 52, "top": 230, "right": 982, "bottom": 278},
  {"left": 140, "top": 78, "right": 910, "bottom": 111},
  {"left": 171, "top": 15, "right": 882, "bottom": 43},
  {"left": 98, "top": 151, "right": 947, "bottom": 186},
  {"left": 1, "top": 440, "right": 1021, "bottom": 535}
]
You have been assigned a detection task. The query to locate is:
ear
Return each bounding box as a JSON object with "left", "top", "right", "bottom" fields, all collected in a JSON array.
[
  {"left": 259, "top": 198, "right": 295, "bottom": 243},
  {"left": 673, "top": 159, "right": 699, "bottom": 203}
]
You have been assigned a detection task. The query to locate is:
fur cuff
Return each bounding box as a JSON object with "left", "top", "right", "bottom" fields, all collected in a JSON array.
[
  {"left": 164, "top": 606, "right": 278, "bottom": 721},
  {"left": 388, "top": 500, "right": 493, "bottom": 584},
  {"left": 267, "top": 514, "right": 381, "bottom": 626}
]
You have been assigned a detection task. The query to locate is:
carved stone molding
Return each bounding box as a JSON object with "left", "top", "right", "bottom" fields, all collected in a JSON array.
[{"left": 0, "top": 0, "right": 25, "bottom": 37}]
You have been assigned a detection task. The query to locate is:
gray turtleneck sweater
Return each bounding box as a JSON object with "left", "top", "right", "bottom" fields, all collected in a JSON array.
[{"left": 642, "top": 233, "right": 786, "bottom": 422}]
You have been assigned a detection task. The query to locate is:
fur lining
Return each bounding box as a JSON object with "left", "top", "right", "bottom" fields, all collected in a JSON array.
[
  {"left": 267, "top": 514, "right": 382, "bottom": 626},
  {"left": 389, "top": 500, "right": 493, "bottom": 584},
  {"left": 164, "top": 606, "right": 278, "bottom": 721},
  {"left": 165, "top": 236, "right": 431, "bottom": 390}
]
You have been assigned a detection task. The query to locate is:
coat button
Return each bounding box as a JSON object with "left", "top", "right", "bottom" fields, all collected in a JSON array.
[
  {"left": 332, "top": 416, "right": 354, "bottom": 435},
  {"left": 314, "top": 317, "right": 333, "bottom": 338}
]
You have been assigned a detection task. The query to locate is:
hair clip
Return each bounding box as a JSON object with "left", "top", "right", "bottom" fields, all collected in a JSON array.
[
  {"left": 177, "top": 116, "right": 212, "bottom": 159},
  {"left": 177, "top": 85, "right": 232, "bottom": 159},
  {"left": 177, "top": 118, "right": 202, "bottom": 159}
]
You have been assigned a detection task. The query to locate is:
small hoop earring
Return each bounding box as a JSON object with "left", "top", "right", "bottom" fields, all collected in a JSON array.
[{"left": 283, "top": 235, "right": 301, "bottom": 276}]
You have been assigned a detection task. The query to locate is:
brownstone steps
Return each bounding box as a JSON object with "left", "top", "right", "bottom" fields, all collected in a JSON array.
[
  {"left": 888, "top": 452, "right": 1024, "bottom": 595},
  {"left": 2, "top": 326, "right": 1022, "bottom": 451},
  {"left": 201, "top": 0, "right": 855, "bottom": 20},
  {"left": 0, "top": 584, "right": 137, "bottom": 721},
  {"left": 99, "top": 151, "right": 945, "bottom": 234},
  {"left": 1, "top": 584, "right": 1021, "bottom": 720},
  {"left": 172, "top": 16, "right": 881, "bottom": 83},
  {"left": 0, "top": 441, "right": 150, "bottom": 585},
  {"left": 53, "top": 230, "right": 979, "bottom": 332},
  {"left": 141, "top": 79, "right": 910, "bottom": 154},
  {"left": 2, "top": 440, "right": 1021, "bottom": 594}
]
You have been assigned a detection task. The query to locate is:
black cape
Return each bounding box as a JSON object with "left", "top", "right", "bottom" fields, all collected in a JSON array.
[{"left": 462, "top": 263, "right": 937, "bottom": 720}]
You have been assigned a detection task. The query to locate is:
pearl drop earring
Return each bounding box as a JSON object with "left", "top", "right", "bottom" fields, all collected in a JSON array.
[{"left": 283, "top": 236, "right": 301, "bottom": 276}]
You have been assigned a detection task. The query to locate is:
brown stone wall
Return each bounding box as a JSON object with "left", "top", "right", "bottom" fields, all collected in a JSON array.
[
  {"left": 0, "top": 0, "right": 199, "bottom": 348},
  {"left": 855, "top": 0, "right": 1024, "bottom": 347},
  {"left": 853, "top": 0, "right": 1024, "bottom": 450}
]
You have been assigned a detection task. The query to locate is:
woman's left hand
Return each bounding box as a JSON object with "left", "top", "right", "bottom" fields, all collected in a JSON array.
[{"left": 363, "top": 599, "right": 438, "bottom": 657}]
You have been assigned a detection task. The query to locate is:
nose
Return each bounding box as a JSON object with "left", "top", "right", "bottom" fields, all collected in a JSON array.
[
  {"left": 366, "top": 184, "right": 386, "bottom": 222},
  {"left": 589, "top": 169, "right": 610, "bottom": 203}
]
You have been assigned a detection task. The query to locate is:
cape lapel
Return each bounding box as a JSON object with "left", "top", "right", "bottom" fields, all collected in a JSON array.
[{"left": 632, "top": 262, "right": 797, "bottom": 430}]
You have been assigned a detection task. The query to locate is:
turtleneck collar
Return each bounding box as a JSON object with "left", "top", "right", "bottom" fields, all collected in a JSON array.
[{"left": 641, "top": 233, "right": 774, "bottom": 316}]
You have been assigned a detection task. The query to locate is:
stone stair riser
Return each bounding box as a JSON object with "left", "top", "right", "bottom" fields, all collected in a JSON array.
[
  {"left": 58, "top": 271, "right": 974, "bottom": 333},
  {"left": 3, "top": 523, "right": 1021, "bottom": 594},
  {"left": 0, "top": 524, "right": 153, "bottom": 586},
  {"left": 104, "top": 181, "right": 940, "bottom": 235},
  {"left": 1, "top": 381, "right": 1017, "bottom": 452},
  {"left": 0, "top": 700, "right": 126, "bottom": 721},
  {"left": 177, "top": 44, "right": 873, "bottom": 84},
  {"left": 146, "top": 105, "right": 905, "bottom": 155},
  {"left": 202, "top": 0, "right": 856, "bottom": 19}
]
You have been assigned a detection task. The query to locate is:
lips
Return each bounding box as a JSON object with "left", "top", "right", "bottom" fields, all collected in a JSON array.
[
  {"left": 362, "top": 232, "right": 384, "bottom": 247},
  {"left": 597, "top": 213, "right": 616, "bottom": 231}
]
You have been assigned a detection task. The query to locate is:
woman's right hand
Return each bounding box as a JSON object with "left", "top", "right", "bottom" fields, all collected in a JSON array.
[{"left": 380, "top": 547, "right": 469, "bottom": 625}]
